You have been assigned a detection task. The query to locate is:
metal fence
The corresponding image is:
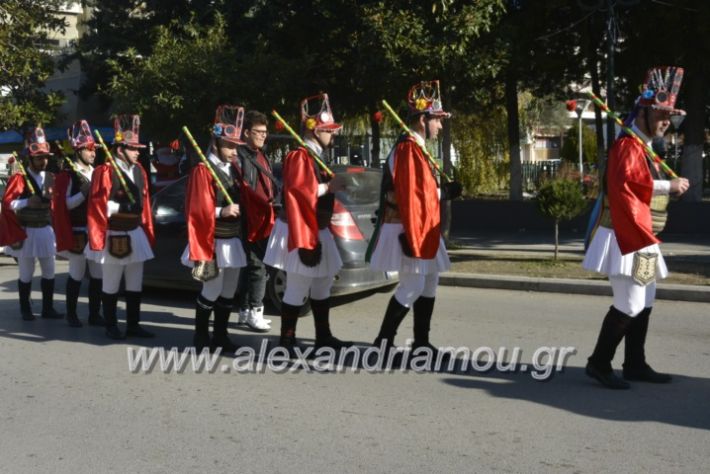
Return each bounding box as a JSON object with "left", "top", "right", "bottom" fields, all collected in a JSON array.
[{"left": 521, "top": 160, "right": 563, "bottom": 192}]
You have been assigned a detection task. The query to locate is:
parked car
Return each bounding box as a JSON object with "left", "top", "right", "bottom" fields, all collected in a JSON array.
[{"left": 144, "top": 164, "right": 397, "bottom": 310}]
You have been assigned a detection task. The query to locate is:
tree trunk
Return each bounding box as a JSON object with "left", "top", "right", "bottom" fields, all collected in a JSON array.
[
  {"left": 680, "top": 67, "right": 705, "bottom": 202},
  {"left": 370, "top": 104, "right": 381, "bottom": 168},
  {"left": 586, "top": 17, "right": 606, "bottom": 167},
  {"left": 441, "top": 115, "right": 453, "bottom": 245},
  {"left": 505, "top": 70, "right": 523, "bottom": 201},
  {"left": 604, "top": 0, "right": 617, "bottom": 151}
]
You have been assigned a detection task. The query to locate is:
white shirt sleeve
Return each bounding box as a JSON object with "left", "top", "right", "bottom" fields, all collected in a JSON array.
[
  {"left": 215, "top": 207, "right": 222, "bottom": 218},
  {"left": 66, "top": 192, "right": 86, "bottom": 210},
  {"left": 10, "top": 198, "right": 29, "bottom": 211},
  {"left": 107, "top": 200, "right": 120, "bottom": 216},
  {"left": 317, "top": 183, "right": 328, "bottom": 197},
  {"left": 652, "top": 180, "right": 671, "bottom": 196}
]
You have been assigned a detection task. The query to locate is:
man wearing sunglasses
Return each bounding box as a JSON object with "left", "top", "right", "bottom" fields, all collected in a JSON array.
[
  {"left": 235, "top": 110, "right": 278, "bottom": 333},
  {"left": 86, "top": 115, "right": 155, "bottom": 340},
  {"left": 264, "top": 93, "right": 350, "bottom": 355},
  {"left": 1, "top": 126, "right": 64, "bottom": 320},
  {"left": 53, "top": 120, "right": 105, "bottom": 328},
  {"left": 182, "top": 105, "right": 247, "bottom": 353}
]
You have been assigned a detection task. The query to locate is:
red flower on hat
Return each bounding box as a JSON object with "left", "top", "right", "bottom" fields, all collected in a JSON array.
[
  {"left": 170, "top": 139, "right": 180, "bottom": 151},
  {"left": 372, "top": 111, "right": 383, "bottom": 123},
  {"left": 274, "top": 120, "right": 285, "bottom": 132},
  {"left": 565, "top": 100, "right": 577, "bottom": 112}
]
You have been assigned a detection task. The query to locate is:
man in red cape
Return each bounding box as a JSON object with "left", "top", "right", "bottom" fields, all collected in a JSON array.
[
  {"left": 235, "top": 110, "right": 277, "bottom": 332},
  {"left": 181, "top": 105, "right": 247, "bottom": 353},
  {"left": 583, "top": 66, "right": 690, "bottom": 389},
  {"left": 263, "top": 93, "right": 350, "bottom": 354},
  {"left": 1, "top": 126, "right": 64, "bottom": 320},
  {"left": 86, "top": 115, "right": 155, "bottom": 340},
  {"left": 53, "top": 120, "right": 105, "bottom": 328},
  {"left": 368, "top": 80, "right": 461, "bottom": 356}
]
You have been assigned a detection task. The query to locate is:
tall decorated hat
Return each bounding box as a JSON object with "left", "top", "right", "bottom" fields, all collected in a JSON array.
[
  {"left": 68, "top": 119, "right": 96, "bottom": 151},
  {"left": 25, "top": 125, "right": 53, "bottom": 157},
  {"left": 113, "top": 114, "right": 146, "bottom": 148},
  {"left": 300, "top": 93, "right": 342, "bottom": 132},
  {"left": 407, "top": 80, "right": 451, "bottom": 118},
  {"left": 638, "top": 66, "right": 685, "bottom": 115},
  {"left": 212, "top": 105, "right": 245, "bottom": 144}
]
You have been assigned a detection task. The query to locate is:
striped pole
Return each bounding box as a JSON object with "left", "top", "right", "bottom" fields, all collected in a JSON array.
[
  {"left": 271, "top": 110, "right": 335, "bottom": 178},
  {"left": 181, "top": 126, "right": 234, "bottom": 205},
  {"left": 13, "top": 151, "right": 38, "bottom": 195},
  {"left": 381, "top": 99, "right": 452, "bottom": 183},
  {"left": 94, "top": 130, "right": 137, "bottom": 204}
]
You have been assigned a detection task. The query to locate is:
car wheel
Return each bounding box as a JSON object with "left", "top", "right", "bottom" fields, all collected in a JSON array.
[{"left": 266, "top": 268, "right": 311, "bottom": 316}]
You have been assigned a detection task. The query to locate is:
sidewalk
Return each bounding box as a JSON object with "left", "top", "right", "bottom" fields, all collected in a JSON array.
[{"left": 441, "top": 232, "right": 710, "bottom": 303}]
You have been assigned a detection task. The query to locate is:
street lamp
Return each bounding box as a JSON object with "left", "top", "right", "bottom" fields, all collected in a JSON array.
[{"left": 566, "top": 99, "right": 592, "bottom": 185}]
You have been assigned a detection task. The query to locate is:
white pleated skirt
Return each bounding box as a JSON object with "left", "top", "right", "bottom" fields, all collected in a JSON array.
[
  {"left": 264, "top": 219, "right": 342, "bottom": 278},
  {"left": 4, "top": 226, "right": 56, "bottom": 259},
  {"left": 180, "top": 237, "right": 247, "bottom": 269},
  {"left": 85, "top": 227, "right": 154, "bottom": 265},
  {"left": 369, "top": 223, "right": 451, "bottom": 275},
  {"left": 583, "top": 226, "right": 668, "bottom": 279}
]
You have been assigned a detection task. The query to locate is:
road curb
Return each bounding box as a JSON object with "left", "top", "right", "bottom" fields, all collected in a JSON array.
[{"left": 439, "top": 272, "right": 710, "bottom": 303}]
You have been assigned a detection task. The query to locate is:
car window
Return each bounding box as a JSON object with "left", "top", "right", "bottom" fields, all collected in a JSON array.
[
  {"left": 273, "top": 164, "right": 381, "bottom": 206},
  {"left": 153, "top": 176, "right": 186, "bottom": 221},
  {"left": 334, "top": 168, "right": 381, "bottom": 206}
]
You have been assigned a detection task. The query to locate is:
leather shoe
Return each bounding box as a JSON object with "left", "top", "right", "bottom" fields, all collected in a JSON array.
[
  {"left": 126, "top": 324, "right": 155, "bottom": 338},
  {"left": 623, "top": 364, "right": 672, "bottom": 383},
  {"left": 586, "top": 362, "right": 630, "bottom": 389},
  {"left": 88, "top": 314, "right": 106, "bottom": 326},
  {"left": 66, "top": 314, "right": 83, "bottom": 328},
  {"left": 105, "top": 325, "right": 125, "bottom": 340},
  {"left": 41, "top": 308, "right": 64, "bottom": 319},
  {"left": 314, "top": 335, "right": 353, "bottom": 351}
]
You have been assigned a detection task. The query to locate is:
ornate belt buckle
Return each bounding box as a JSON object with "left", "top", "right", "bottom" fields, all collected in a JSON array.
[
  {"left": 70, "top": 231, "right": 88, "bottom": 254},
  {"left": 192, "top": 260, "right": 219, "bottom": 282},
  {"left": 108, "top": 235, "right": 132, "bottom": 259},
  {"left": 632, "top": 252, "right": 658, "bottom": 286}
]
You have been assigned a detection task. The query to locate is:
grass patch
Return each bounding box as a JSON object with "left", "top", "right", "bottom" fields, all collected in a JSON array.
[{"left": 449, "top": 254, "right": 710, "bottom": 286}]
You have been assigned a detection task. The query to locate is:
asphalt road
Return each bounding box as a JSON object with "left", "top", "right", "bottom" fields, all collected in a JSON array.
[{"left": 0, "top": 260, "right": 708, "bottom": 473}]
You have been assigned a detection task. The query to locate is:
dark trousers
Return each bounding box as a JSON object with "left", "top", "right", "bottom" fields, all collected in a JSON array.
[{"left": 236, "top": 238, "right": 268, "bottom": 310}]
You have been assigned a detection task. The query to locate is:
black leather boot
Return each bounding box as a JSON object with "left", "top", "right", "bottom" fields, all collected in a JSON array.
[
  {"left": 278, "top": 302, "right": 302, "bottom": 358},
  {"left": 411, "top": 296, "right": 447, "bottom": 365},
  {"left": 125, "top": 291, "right": 154, "bottom": 338},
  {"left": 103, "top": 292, "right": 124, "bottom": 340},
  {"left": 65, "top": 277, "right": 83, "bottom": 327},
  {"left": 212, "top": 297, "right": 237, "bottom": 353},
  {"left": 87, "top": 278, "right": 105, "bottom": 326},
  {"left": 18, "top": 280, "right": 34, "bottom": 321},
  {"left": 312, "top": 297, "right": 352, "bottom": 350},
  {"left": 586, "top": 306, "right": 634, "bottom": 389},
  {"left": 194, "top": 295, "right": 214, "bottom": 352},
  {"left": 623, "top": 307, "right": 671, "bottom": 383},
  {"left": 373, "top": 296, "right": 410, "bottom": 348},
  {"left": 40, "top": 278, "right": 64, "bottom": 319}
]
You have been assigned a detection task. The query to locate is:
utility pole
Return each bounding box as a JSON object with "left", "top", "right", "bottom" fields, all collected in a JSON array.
[{"left": 605, "top": 0, "right": 617, "bottom": 148}]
